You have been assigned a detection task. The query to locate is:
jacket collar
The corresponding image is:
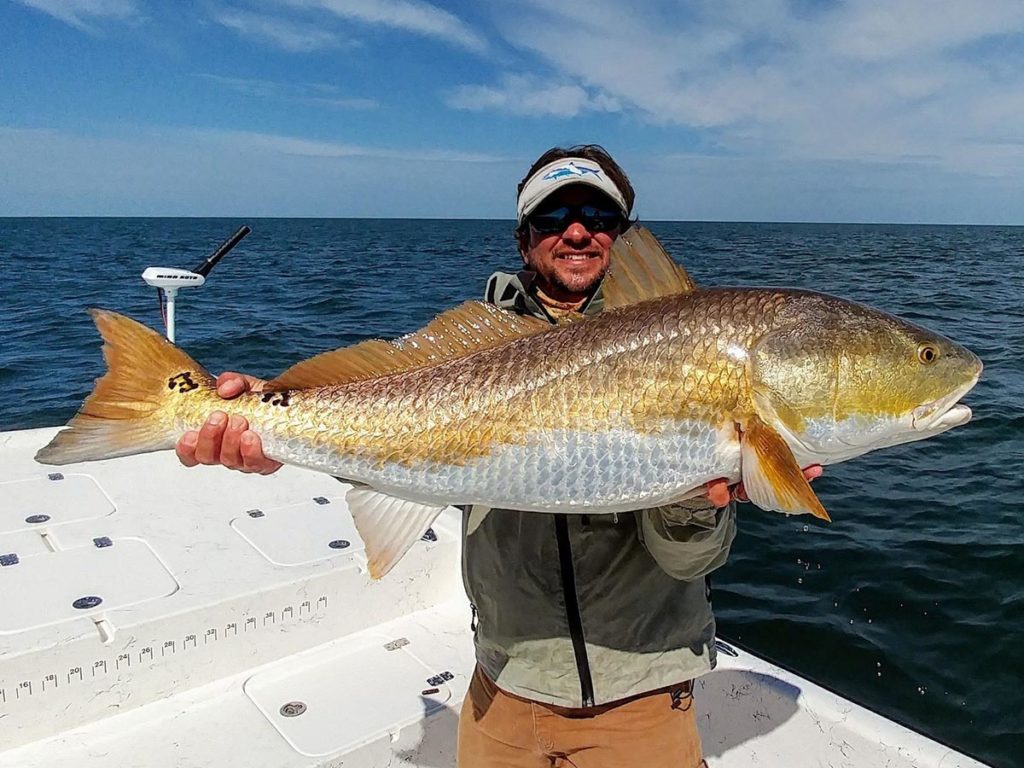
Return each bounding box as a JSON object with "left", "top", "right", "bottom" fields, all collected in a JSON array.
[{"left": 487, "top": 269, "right": 605, "bottom": 324}]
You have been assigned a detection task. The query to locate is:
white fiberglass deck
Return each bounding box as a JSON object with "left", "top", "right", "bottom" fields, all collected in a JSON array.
[{"left": 0, "top": 427, "right": 986, "bottom": 767}]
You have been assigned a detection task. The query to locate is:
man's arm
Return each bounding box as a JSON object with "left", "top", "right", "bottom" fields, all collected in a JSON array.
[
  {"left": 175, "top": 372, "right": 283, "bottom": 474},
  {"left": 638, "top": 501, "right": 737, "bottom": 581},
  {"left": 641, "top": 466, "right": 824, "bottom": 581}
]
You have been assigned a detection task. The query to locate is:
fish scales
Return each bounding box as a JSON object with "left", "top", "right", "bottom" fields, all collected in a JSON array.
[
  {"left": 36, "top": 274, "right": 981, "bottom": 578},
  {"left": 220, "top": 290, "right": 795, "bottom": 512}
]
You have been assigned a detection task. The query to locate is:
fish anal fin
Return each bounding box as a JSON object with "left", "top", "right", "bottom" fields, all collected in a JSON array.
[
  {"left": 267, "top": 301, "right": 551, "bottom": 390},
  {"left": 601, "top": 224, "right": 697, "bottom": 310},
  {"left": 345, "top": 487, "right": 446, "bottom": 579},
  {"left": 465, "top": 505, "right": 491, "bottom": 536},
  {"left": 740, "top": 414, "right": 830, "bottom": 521}
]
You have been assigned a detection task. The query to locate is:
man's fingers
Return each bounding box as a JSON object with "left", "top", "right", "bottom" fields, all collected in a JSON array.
[
  {"left": 705, "top": 478, "right": 732, "bottom": 508},
  {"left": 240, "top": 431, "right": 282, "bottom": 475},
  {"left": 178, "top": 406, "right": 279, "bottom": 475},
  {"left": 176, "top": 431, "right": 200, "bottom": 467},
  {"left": 193, "top": 411, "right": 228, "bottom": 465},
  {"left": 215, "top": 372, "right": 267, "bottom": 399},
  {"left": 216, "top": 373, "right": 248, "bottom": 399},
  {"left": 219, "top": 415, "right": 249, "bottom": 470}
]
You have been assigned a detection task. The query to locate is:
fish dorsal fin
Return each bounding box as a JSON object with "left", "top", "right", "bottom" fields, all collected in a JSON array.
[
  {"left": 601, "top": 224, "right": 697, "bottom": 310},
  {"left": 266, "top": 300, "right": 551, "bottom": 390}
]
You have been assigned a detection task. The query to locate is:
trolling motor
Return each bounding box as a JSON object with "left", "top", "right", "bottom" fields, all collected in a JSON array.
[{"left": 141, "top": 225, "right": 251, "bottom": 341}]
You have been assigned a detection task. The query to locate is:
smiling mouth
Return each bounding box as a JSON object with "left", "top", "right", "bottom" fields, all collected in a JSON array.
[{"left": 557, "top": 252, "right": 599, "bottom": 262}]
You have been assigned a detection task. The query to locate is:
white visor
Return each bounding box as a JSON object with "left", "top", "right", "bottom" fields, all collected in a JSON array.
[{"left": 516, "top": 157, "right": 629, "bottom": 225}]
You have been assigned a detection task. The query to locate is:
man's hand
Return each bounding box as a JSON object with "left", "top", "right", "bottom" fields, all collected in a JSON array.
[
  {"left": 175, "top": 372, "right": 283, "bottom": 475},
  {"left": 704, "top": 465, "right": 823, "bottom": 508}
]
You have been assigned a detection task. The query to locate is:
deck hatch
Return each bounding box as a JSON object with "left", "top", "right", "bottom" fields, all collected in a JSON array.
[
  {"left": 0, "top": 538, "right": 179, "bottom": 634},
  {"left": 244, "top": 636, "right": 451, "bottom": 756},
  {"left": 230, "top": 496, "right": 363, "bottom": 566},
  {"left": 0, "top": 474, "right": 115, "bottom": 534}
]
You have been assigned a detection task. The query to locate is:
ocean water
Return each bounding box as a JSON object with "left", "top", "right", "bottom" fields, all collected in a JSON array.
[{"left": 1, "top": 218, "right": 1021, "bottom": 766}]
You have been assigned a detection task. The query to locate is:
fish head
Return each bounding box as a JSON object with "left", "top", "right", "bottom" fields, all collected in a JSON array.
[{"left": 750, "top": 294, "right": 982, "bottom": 464}]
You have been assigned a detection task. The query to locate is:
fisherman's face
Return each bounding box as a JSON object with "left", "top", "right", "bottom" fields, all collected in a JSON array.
[{"left": 521, "top": 186, "right": 622, "bottom": 302}]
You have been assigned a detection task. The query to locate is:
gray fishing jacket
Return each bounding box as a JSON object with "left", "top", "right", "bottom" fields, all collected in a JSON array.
[{"left": 462, "top": 269, "right": 737, "bottom": 708}]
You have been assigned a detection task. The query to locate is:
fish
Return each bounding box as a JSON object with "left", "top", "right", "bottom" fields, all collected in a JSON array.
[{"left": 35, "top": 226, "right": 982, "bottom": 578}]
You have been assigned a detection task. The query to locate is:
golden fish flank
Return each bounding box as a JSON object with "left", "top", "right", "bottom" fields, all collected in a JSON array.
[
  {"left": 36, "top": 281, "right": 980, "bottom": 579},
  {"left": 36, "top": 219, "right": 982, "bottom": 579}
]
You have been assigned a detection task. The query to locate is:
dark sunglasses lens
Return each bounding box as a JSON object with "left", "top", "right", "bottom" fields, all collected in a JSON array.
[
  {"left": 529, "top": 207, "right": 571, "bottom": 233},
  {"left": 581, "top": 206, "right": 621, "bottom": 231},
  {"left": 529, "top": 205, "right": 622, "bottom": 234}
]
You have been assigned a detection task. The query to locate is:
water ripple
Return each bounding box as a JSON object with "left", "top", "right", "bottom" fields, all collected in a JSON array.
[{"left": 0, "top": 218, "right": 1020, "bottom": 765}]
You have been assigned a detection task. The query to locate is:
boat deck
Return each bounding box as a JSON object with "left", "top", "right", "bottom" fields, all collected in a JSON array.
[{"left": 0, "top": 427, "right": 987, "bottom": 767}]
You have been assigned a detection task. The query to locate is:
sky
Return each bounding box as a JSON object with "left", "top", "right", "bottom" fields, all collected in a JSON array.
[{"left": 2, "top": 0, "right": 1024, "bottom": 223}]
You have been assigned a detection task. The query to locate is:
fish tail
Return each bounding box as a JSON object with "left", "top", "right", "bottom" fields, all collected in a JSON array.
[{"left": 35, "top": 309, "right": 215, "bottom": 465}]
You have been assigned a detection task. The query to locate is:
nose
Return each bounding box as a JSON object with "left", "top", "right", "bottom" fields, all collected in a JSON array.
[{"left": 561, "top": 220, "right": 592, "bottom": 245}]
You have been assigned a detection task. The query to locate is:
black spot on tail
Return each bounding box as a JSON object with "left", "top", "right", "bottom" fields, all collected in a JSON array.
[
  {"left": 168, "top": 372, "right": 199, "bottom": 393},
  {"left": 261, "top": 390, "right": 291, "bottom": 407}
]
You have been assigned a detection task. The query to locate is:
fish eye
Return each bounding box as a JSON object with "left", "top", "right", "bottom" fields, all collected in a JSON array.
[{"left": 917, "top": 344, "right": 940, "bottom": 365}]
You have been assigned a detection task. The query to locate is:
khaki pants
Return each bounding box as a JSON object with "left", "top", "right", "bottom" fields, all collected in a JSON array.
[{"left": 457, "top": 666, "right": 706, "bottom": 768}]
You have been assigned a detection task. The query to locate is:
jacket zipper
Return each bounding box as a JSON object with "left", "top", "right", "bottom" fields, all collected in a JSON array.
[{"left": 554, "top": 516, "right": 595, "bottom": 707}]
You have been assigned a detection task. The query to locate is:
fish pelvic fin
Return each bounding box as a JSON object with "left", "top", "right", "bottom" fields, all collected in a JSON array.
[
  {"left": 35, "top": 309, "right": 214, "bottom": 466},
  {"left": 600, "top": 224, "right": 697, "bottom": 311},
  {"left": 345, "top": 487, "right": 446, "bottom": 579},
  {"left": 266, "top": 301, "right": 551, "bottom": 390},
  {"left": 740, "top": 414, "right": 831, "bottom": 522}
]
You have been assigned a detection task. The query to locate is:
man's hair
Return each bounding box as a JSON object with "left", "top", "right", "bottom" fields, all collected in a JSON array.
[{"left": 516, "top": 144, "right": 636, "bottom": 237}]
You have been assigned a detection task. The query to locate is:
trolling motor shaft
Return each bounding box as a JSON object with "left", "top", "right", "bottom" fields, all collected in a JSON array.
[{"left": 141, "top": 225, "right": 251, "bottom": 341}]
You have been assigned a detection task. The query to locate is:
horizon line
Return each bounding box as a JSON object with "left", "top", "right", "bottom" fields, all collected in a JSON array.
[{"left": 2, "top": 215, "right": 1022, "bottom": 228}]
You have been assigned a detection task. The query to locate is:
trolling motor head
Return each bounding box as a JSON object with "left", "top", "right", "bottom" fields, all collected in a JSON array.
[
  {"left": 141, "top": 225, "right": 251, "bottom": 341},
  {"left": 141, "top": 267, "right": 206, "bottom": 290}
]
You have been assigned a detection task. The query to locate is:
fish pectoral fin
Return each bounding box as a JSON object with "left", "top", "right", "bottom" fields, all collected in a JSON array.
[
  {"left": 740, "top": 415, "right": 831, "bottom": 521},
  {"left": 345, "top": 488, "right": 446, "bottom": 579}
]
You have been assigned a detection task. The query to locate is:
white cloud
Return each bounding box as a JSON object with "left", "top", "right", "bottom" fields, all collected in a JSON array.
[
  {"left": 212, "top": 7, "right": 341, "bottom": 52},
  {"left": 299, "top": 96, "right": 380, "bottom": 109},
  {"left": 14, "top": 0, "right": 138, "bottom": 31},
  {"left": 476, "top": 0, "right": 1024, "bottom": 178},
  {"left": 190, "top": 128, "right": 503, "bottom": 163},
  {"left": 0, "top": 125, "right": 514, "bottom": 216},
  {"left": 280, "top": 0, "right": 486, "bottom": 53},
  {"left": 825, "top": 0, "right": 1024, "bottom": 61},
  {"left": 198, "top": 74, "right": 379, "bottom": 109},
  {"left": 6, "top": 123, "right": 1021, "bottom": 222},
  {"left": 446, "top": 75, "right": 620, "bottom": 118}
]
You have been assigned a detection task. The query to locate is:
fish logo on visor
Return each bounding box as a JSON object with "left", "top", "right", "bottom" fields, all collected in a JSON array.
[{"left": 542, "top": 162, "right": 602, "bottom": 182}]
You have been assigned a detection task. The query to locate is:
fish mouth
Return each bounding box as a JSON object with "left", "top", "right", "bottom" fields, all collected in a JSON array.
[
  {"left": 915, "top": 402, "right": 972, "bottom": 431},
  {"left": 911, "top": 370, "right": 981, "bottom": 433}
]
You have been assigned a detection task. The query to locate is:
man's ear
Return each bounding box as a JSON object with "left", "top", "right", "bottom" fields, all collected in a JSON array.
[{"left": 516, "top": 228, "right": 530, "bottom": 263}]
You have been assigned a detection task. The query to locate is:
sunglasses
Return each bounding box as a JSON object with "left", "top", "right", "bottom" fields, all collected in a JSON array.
[{"left": 527, "top": 204, "right": 623, "bottom": 235}]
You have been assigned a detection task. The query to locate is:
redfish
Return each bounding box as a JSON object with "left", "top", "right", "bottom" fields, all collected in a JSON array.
[{"left": 36, "top": 227, "right": 982, "bottom": 577}]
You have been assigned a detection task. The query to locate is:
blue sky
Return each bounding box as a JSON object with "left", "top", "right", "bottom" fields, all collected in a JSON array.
[{"left": 3, "top": 0, "right": 1024, "bottom": 222}]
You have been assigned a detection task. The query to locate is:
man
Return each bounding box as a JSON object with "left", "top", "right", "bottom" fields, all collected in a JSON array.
[
  {"left": 177, "top": 145, "right": 818, "bottom": 767},
  {"left": 455, "top": 146, "right": 729, "bottom": 767}
]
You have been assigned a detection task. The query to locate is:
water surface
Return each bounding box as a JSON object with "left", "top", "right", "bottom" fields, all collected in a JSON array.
[{"left": 1, "top": 218, "right": 1021, "bottom": 766}]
